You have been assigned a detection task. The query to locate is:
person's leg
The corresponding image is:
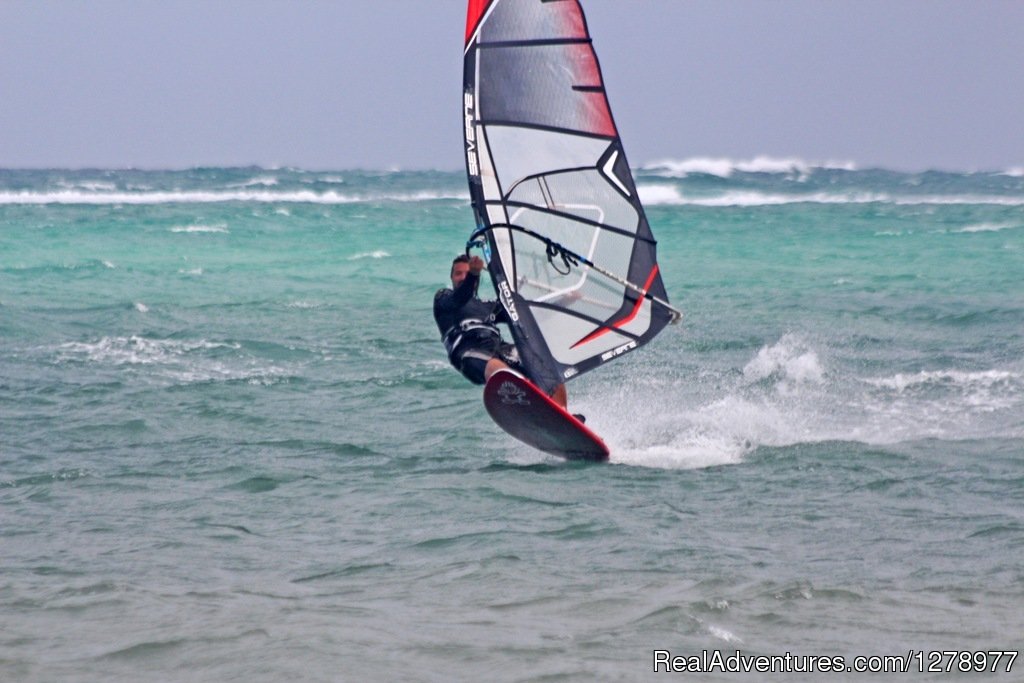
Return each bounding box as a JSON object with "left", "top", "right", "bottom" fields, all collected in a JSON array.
[
  {"left": 549, "top": 383, "right": 567, "bottom": 409},
  {"left": 483, "top": 356, "right": 511, "bottom": 382}
]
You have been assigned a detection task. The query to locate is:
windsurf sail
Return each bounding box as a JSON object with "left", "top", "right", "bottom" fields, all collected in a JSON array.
[{"left": 463, "top": 0, "right": 681, "bottom": 395}]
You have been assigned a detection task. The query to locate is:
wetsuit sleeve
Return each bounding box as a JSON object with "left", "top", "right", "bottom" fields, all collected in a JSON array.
[
  {"left": 433, "top": 271, "right": 481, "bottom": 335},
  {"left": 450, "top": 271, "right": 479, "bottom": 309}
]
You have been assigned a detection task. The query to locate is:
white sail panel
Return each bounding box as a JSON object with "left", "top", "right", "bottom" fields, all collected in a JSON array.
[{"left": 485, "top": 126, "right": 613, "bottom": 197}]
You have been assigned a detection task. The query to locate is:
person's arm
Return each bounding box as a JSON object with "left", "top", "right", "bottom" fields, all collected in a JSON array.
[
  {"left": 434, "top": 271, "right": 482, "bottom": 337},
  {"left": 435, "top": 255, "right": 487, "bottom": 327},
  {"left": 445, "top": 256, "right": 485, "bottom": 309},
  {"left": 440, "top": 271, "right": 478, "bottom": 311}
]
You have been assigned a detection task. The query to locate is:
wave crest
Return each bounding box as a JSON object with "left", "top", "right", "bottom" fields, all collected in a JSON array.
[
  {"left": 642, "top": 156, "right": 857, "bottom": 178},
  {"left": 0, "top": 189, "right": 468, "bottom": 205},
  {"left": 637, "top": 185, "right": 1024, "bottom": 207}
]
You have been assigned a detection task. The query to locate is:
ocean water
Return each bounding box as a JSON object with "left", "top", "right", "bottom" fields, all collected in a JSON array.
[{"left": 1, "top": 163, "right": 1022, "bottom": 681}]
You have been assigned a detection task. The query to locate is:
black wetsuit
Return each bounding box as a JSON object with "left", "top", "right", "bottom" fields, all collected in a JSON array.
[{"left": 433, "top": 270, "right": 521, "bottom": 385}]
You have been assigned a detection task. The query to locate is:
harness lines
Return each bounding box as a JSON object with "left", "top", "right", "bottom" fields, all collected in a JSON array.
[{"left": 442, "top": 316, "right": 501, "bottom": 358}]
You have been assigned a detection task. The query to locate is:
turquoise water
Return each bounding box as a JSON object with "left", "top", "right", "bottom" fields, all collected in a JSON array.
[{"left": 2, "top": 166, "right": 1022, "bottom": 680}]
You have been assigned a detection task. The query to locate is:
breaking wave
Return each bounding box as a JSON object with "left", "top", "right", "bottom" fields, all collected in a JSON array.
[
  {"left": 637, "top": 185, "right": 1024, "bottom": 207},
  {"left": 348, "top": 250, "right": 391, "bottom": 260},
  {"left": 642, "top": 156, "right": 858, "bottom": 178},
  {"left": 170, "top": 223, "right": 229, "bottom": 233},
  {"left": 0, "top": 189, "right": 468, "bottom": 205}
]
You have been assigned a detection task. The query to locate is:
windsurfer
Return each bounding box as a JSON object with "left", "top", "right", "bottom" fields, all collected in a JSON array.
[{"left": 434, "top": 254, "right": 570, "bottom": 411}]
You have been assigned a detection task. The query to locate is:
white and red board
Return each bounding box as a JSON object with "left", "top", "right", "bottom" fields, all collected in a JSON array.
[{"left": 483, "top": 369, "right": 609, "bottom": 461}]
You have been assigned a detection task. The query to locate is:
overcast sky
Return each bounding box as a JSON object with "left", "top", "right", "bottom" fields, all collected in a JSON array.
[{"left": 2, "top": 0, "right": 1021, "bottom": 172}]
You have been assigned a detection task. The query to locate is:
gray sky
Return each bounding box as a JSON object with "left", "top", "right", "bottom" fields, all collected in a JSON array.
[{"left": 2, "top": 0, "right": 1022, "bottom": 172}]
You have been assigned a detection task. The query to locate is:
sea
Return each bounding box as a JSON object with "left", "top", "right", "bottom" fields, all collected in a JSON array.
[{"left": 2, "top": 161, "right": 1022, "bottom": 681}]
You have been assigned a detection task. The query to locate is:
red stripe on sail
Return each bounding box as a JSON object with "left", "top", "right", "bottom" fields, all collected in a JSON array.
[
  {"left": 571, "top": 266, "right": 659, "bottom": 348},
  {"left": 465, "top": 0, "right": 495, "bottom": 46},
  {"left": 576, "top": 45, "right": 615, "bottom": 137},
  {"left": 559, "top": 2, "right": 614, "bottom": 137}
]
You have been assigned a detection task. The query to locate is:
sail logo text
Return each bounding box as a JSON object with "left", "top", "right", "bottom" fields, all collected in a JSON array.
[
  {"left": 601, "top": 340, "right": 637, "bottom": 362},
  {"left": 464, "top": 93, "right": 479, "bottom": 176},
  {"left": 498, "top": 281, "right": 519, "bottom": 322}
]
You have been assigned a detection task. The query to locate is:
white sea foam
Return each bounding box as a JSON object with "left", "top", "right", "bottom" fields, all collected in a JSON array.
[
  {"left": 170, "top": 223, "right": 229, "bottom": 233},
  {"left": 609, "top": 429, "right": 751, "bottom": 470},
  {"left": 63, "top": 180, "right": 118, "bottom": 192},
  {"left": 3, "top": 183, "right": 1016, "bottom": 207},
  {"left": 637, "top": 185, "right": 1024, "bottom": 208},
  {"left": 605, "top": 333, "right": 1022, "bottom": 470},
  {"left": 1000, "top": 167, "right": 1024, "bottom": 177},
  {"left": 0, "top": 189, "right": 468, "bottom": 205},
  {"left": 897, "top": 195, "right": 1024, "bottom": 206},
  {"left": 707, "top": 625, "right": 743, "bottom": 644},
  {"left": 636, "top": 184, "right": 687, "bottom": 205},
  {"left": 101, "top": 260, "right": 116, "bottom": 269},
  {"left": 57, "top": 336, "right": 238, "bottom": 366},
  {"left": 952, "top": 222, "right": 1018, "bottom": 233},
  {"left": 853, "top": 368, "right": 1024, "bottom": 440},
  {"left": 602, "top": 337, "right": 825, "bottom": 468},
  {"left": 865, "top": 369, "right": 1018, "bottom": 393},
  {"left": 601, "top": 386, "right": 761, "bottom": 470},
  {"left": 643, "top": 156, "right": 857, "bottom": 178},
  {"left": 230, "top": 176, "right": 279, "bottom": 188},
  {"left": 743, "top": 334, "right": 825, "bottom": 390},
  {"left": 638, "top": 184, "right": 892, "bottom": 207},
  {"left": 53, "top": 336, "right": 283, "bottom": 384},
  {"left": 348, "top": 250, "right": 391, "bottom": 260},
  {"left": 134, "top": 302, "right": 149, "bottom": 313}
]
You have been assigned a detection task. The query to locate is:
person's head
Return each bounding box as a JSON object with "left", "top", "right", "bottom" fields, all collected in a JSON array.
[{"left": 450, "top": 254, "right": 471, "bottom": 288}]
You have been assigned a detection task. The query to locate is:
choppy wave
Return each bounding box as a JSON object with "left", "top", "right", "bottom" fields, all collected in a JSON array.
[
  {"left": 170, "top": 223, "right": 229, "bottom": 233},
  {"left": 287, "top": 300, "right": 326, "bottom": 309},
  {"left": 57, "top": 336, "right": 239, "bottom": 365},
  {"left": 228, "top": 175, "right": 280, "bottom": 188},
  {"left": 0, "top": 189, "right": 467, "bottom": 205},
  {"left": 865, "top": 368, "right": 1019, "bottom": 393},
  {"left": 4, "top": 166, "right": 1023, "bottom": 208},
  {"left": 952, "top": 222, "right": 1020, "bottom": 234},
  {"left": 642, "top": 155, "right": 858, "bottom": 178},
  {"left": 638, "top": 185, "right": 1024, "bottom": 207},
  {"left": 52, "top": 336, "right": 284, "bottom": 385},
  {"left": 57, "top": 179, "right": 118, "bottom": 192}
]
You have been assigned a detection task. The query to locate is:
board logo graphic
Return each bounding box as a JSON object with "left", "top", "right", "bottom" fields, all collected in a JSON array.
[{"left": 497, "top": 381, "right": 530, "bottom": 406}]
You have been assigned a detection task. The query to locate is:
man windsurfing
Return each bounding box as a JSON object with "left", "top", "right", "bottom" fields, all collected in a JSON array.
[{"left": 433, "top": 254, "right": 573, "bottom": 413}]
